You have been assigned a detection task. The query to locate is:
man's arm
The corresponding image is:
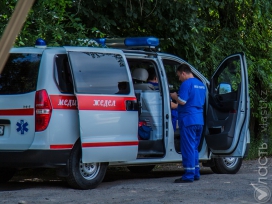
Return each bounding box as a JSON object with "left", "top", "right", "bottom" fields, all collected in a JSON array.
[
  {"left": 170, "top": 92, "right": 186, "bottom": 105},
  {"left": 171, "top": 101, "right": 178, "bottom": 109}
]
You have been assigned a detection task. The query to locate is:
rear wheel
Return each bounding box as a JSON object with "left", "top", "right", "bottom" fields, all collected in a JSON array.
[
  {"left": 66, "top": 142, "right": 108, "bottom": 190},
  {"left": 0, "top": 168, "right": 17, "bottom": 183},
  {"left": 210, "top": 157, "right": 242, "bottom": 174},
  {"left": 127, "top": 165, "right": 156, "bottom": 173}
]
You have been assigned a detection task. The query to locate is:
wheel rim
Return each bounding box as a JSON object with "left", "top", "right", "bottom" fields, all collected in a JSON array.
[
  {"left": 79, "top": 159, "right": 101, "bottom": 180},
  {"left": 222, "top": 157, "right": 238, "bottom": 168}
]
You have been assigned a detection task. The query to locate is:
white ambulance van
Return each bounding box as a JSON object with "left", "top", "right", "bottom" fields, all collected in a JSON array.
[{"left": 0, "top": 37, "right": 250, "bottom": 189}]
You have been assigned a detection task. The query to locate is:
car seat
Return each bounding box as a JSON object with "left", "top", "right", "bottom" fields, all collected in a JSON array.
[{"left": 132, "top": 68, "right": 155, "bottom": 91}]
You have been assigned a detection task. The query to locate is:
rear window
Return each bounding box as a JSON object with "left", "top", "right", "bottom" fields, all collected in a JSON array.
[
  {"left": 68, "top": 52, "right": 130, "bottom": 95},
  {"left": 0, "top": 53, "right": 41, "bottom": 94}
]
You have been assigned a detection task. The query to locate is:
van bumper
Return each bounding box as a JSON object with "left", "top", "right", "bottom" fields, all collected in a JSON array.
[{"left": 0, "top": 150, "right": 71, "bottom": 168}]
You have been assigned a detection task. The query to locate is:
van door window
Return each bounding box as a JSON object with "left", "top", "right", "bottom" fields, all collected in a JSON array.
[
  {"left": 68, "top": 52, "right": 130, "bottom": 95},
  {"left": 0, "top": 53, "right": 41, "bottom": 94},
  {"left": 213, "top": 57, "right": 241, "bottom": 100}
]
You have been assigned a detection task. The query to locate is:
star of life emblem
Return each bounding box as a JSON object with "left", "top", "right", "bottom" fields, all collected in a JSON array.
[{"left": 16, "top": 120, "right": 29, "bottom": 135}]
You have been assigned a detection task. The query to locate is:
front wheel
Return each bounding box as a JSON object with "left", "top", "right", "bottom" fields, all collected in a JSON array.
[
  {"left": 66, "top": 142, "right": 108, "bottom": 190},
  {"left": 210, "top": 157, "right": 242, "bottom": 174}
]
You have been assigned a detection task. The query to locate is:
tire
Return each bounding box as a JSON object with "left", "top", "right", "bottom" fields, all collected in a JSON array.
[
  {"left": 66, "top": 142, "right": 108, "bottom": 190},
  {"left": 127, "top": 165, "right": 156, "bottom": 173},
  {"left": 0, "top": 168, "right": 17, "bottom": 183},
  {"left": 210, "top": 157, "right": 242, "bottom": 174}
]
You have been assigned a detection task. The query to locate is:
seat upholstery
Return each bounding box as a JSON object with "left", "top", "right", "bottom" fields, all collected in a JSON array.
[{"left": 132, "top": 68, "right": 155, "bottom": 91}]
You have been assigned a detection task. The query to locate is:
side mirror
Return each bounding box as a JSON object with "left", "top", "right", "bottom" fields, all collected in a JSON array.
[{"left": 218, "top": 83, "right": 232, "bottom": 94}]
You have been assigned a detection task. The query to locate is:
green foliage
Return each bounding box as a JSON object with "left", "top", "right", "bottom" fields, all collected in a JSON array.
[
  {"left": 247, "top": 136, "right": 272, "bottom": 159},
  {"left": 0, "top": 0, "right": 89, "bottom": 46},
  {"left": 0, "top": 0, "right": 271, "bottom": 151}
]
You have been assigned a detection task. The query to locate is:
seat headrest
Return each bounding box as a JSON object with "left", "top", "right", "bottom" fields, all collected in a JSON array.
[{"left": 132, "top": 68, "right": 148, "bottom": 81}]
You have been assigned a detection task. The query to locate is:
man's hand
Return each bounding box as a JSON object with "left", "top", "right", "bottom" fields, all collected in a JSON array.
[
  {"left": 170, "top": 92, "right": 185, "bottom": 105},
  {"left": 170, "top": 92, "right": 178, "bottom": 101}
]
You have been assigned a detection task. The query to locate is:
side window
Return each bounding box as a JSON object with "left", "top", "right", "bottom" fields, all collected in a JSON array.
[
  {"left": 162, "top": 59, "right": 180, "bottom": 92},
  {"left": 163, "top": 59, "right": 203, "bottom": 92},
  {"left": 0, "top": 53, "right": 41, "bottom": 94},
  {"left": 55, "top": 54, "right": 74, "bottom": 93},
  {"left": 68, "top": 52, "right": 130, "bottom": 95},
  {"left": 127, "top": 59, "right": 160, "bottom": 90},
  {"left": 213, "top": 56, "right": 241, "bottom": 96}
]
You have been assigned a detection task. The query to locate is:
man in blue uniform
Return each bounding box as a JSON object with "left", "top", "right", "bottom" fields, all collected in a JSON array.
[{"left": 170, "top": 64, "right": 206, "bottom": 183}]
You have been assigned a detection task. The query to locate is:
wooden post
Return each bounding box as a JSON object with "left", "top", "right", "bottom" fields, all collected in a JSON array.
[{"left": 0, "top": 0, "right": 35, "bottom": 73}]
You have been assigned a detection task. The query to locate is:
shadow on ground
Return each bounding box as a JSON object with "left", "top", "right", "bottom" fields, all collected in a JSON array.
[
  {"left": 0, "top": 164, "right": 213, "bottom": 191},
  {"left": 104, "top": 166, "right": 213, "bottom": 182}
]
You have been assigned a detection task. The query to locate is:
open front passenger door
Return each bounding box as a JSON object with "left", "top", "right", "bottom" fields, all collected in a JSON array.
[
  {"left": 205, "top": 53, "right": 250, "bottom": 157},
  {"left": 64, "top": 47, "right": 139, "bottom": 163}
]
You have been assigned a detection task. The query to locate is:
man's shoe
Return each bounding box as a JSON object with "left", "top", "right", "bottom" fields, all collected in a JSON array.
[
  {"left": 179, "top": 176, "right": 200, "bottom": 181},
  {"left": 174, "top": 178, "right": 193, "bottom": 183}
]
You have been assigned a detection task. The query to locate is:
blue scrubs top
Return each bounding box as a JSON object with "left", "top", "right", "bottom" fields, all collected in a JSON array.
[
  {"left": 148, "top": 82, "right": 159, "bottom": 90},
  {"left": 177, "top": 78, "right": 206, "bottom": 127}
]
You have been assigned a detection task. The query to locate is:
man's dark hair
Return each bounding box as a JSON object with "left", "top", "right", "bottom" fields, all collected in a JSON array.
[
  {"left": 176, "top": 64, "right": 192, "bottom": 74},
  {"left": 147, "top": 68, "right": 157, "bottom": 81}
]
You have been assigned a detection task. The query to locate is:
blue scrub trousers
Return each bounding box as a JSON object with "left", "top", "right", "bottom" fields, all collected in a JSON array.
[{"left": 179, "top": 121, "right": 203, "bottom": 181}]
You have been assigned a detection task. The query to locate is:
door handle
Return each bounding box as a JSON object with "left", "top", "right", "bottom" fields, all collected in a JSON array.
[{"left": 126, "top": 100, "right": 138, "bottom": 111}]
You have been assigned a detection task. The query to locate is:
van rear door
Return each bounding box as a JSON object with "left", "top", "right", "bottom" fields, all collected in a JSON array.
[
  {"left": 64, "top": 47, "right": 139, "bottom": 163},
  {"left": 0, "top": 52, "right": 41, "bottom": 150}
]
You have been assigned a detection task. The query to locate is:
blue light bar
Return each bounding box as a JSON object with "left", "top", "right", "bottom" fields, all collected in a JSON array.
[
  {"left": 124, "top": 37, "right": 159, "bottom": 47},
  {"left": 35, "top": 38, "right": 47, "bottom": 48},
  {"left": 94, "top": 38, "right": 106, "bottom": 46}
]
